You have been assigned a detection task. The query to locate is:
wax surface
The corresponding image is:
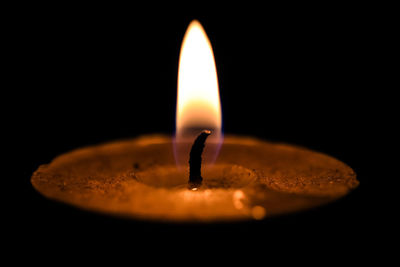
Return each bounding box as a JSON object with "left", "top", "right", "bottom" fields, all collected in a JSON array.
[{"left": 31, "top": 135, "right": 358, "bottom": 222}]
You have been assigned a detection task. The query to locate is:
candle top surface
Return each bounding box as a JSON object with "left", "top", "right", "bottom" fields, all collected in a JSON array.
[{"left": 31, "top": 135, "right": 358, "bottom": 222}]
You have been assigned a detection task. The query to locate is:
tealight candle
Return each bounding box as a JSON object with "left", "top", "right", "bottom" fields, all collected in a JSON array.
[{"left": 31, "top": 20, "right": 358, "bottom": 223}]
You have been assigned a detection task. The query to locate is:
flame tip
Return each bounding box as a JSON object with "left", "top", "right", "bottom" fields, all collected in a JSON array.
[{"left": 189, "top": 19, "right": 202, "bottom": 26}]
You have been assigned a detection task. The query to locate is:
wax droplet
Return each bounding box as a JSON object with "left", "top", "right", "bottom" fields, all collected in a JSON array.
[
  {"left": 233, "top": 190, "right": 246, "bottom": 210},
  {"left": 251, "top": 206, "right": 266, "bottom": 220}
]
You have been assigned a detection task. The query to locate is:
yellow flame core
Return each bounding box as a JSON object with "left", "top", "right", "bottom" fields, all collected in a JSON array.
[{"left": 176, "top": 20, "right": 221, "bottom": 134}]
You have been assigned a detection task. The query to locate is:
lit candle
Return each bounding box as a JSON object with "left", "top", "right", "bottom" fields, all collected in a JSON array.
[{"left": 31, "top": 20, "right": 358, "bottom": 222}]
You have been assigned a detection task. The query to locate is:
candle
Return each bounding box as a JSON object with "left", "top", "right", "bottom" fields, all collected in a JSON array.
[{"left": 31, "top": 20, "right": 358, "bottom": 223}]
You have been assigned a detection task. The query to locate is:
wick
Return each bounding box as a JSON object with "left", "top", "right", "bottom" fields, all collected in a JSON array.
[{"left": 188, "top": 130, "right": 211, "bottom": 189}]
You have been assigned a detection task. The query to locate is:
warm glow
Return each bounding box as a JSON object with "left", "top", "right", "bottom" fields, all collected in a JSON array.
[{"left": 175, "top": 20, "right": 222, "bottom": 167}]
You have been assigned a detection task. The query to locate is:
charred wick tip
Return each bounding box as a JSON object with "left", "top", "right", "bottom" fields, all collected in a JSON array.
[{"left": 188, "top": 130, "right": 211, "bottom": 189}]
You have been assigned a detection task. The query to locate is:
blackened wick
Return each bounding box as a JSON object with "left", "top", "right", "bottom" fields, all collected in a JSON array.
[{"left": 188, "top": 130, "right": 211, "bottom": 189}]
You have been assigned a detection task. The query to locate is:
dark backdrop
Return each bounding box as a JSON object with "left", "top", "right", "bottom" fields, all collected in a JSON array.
[{"left": 10, "top": 3, "right": 385, "bottom": 260}]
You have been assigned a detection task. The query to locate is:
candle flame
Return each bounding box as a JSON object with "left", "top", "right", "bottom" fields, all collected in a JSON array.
[
  {"left": 176, "top": 20, "right": 221, "bottom": 132},
  {"left": 175, "top": 20, "right": 222, "bottom": 167}
]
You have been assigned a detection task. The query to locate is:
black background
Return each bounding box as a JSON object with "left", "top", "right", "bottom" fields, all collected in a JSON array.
[{"left": 9, "top": 3, "right": 388, "bottom": 261}]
